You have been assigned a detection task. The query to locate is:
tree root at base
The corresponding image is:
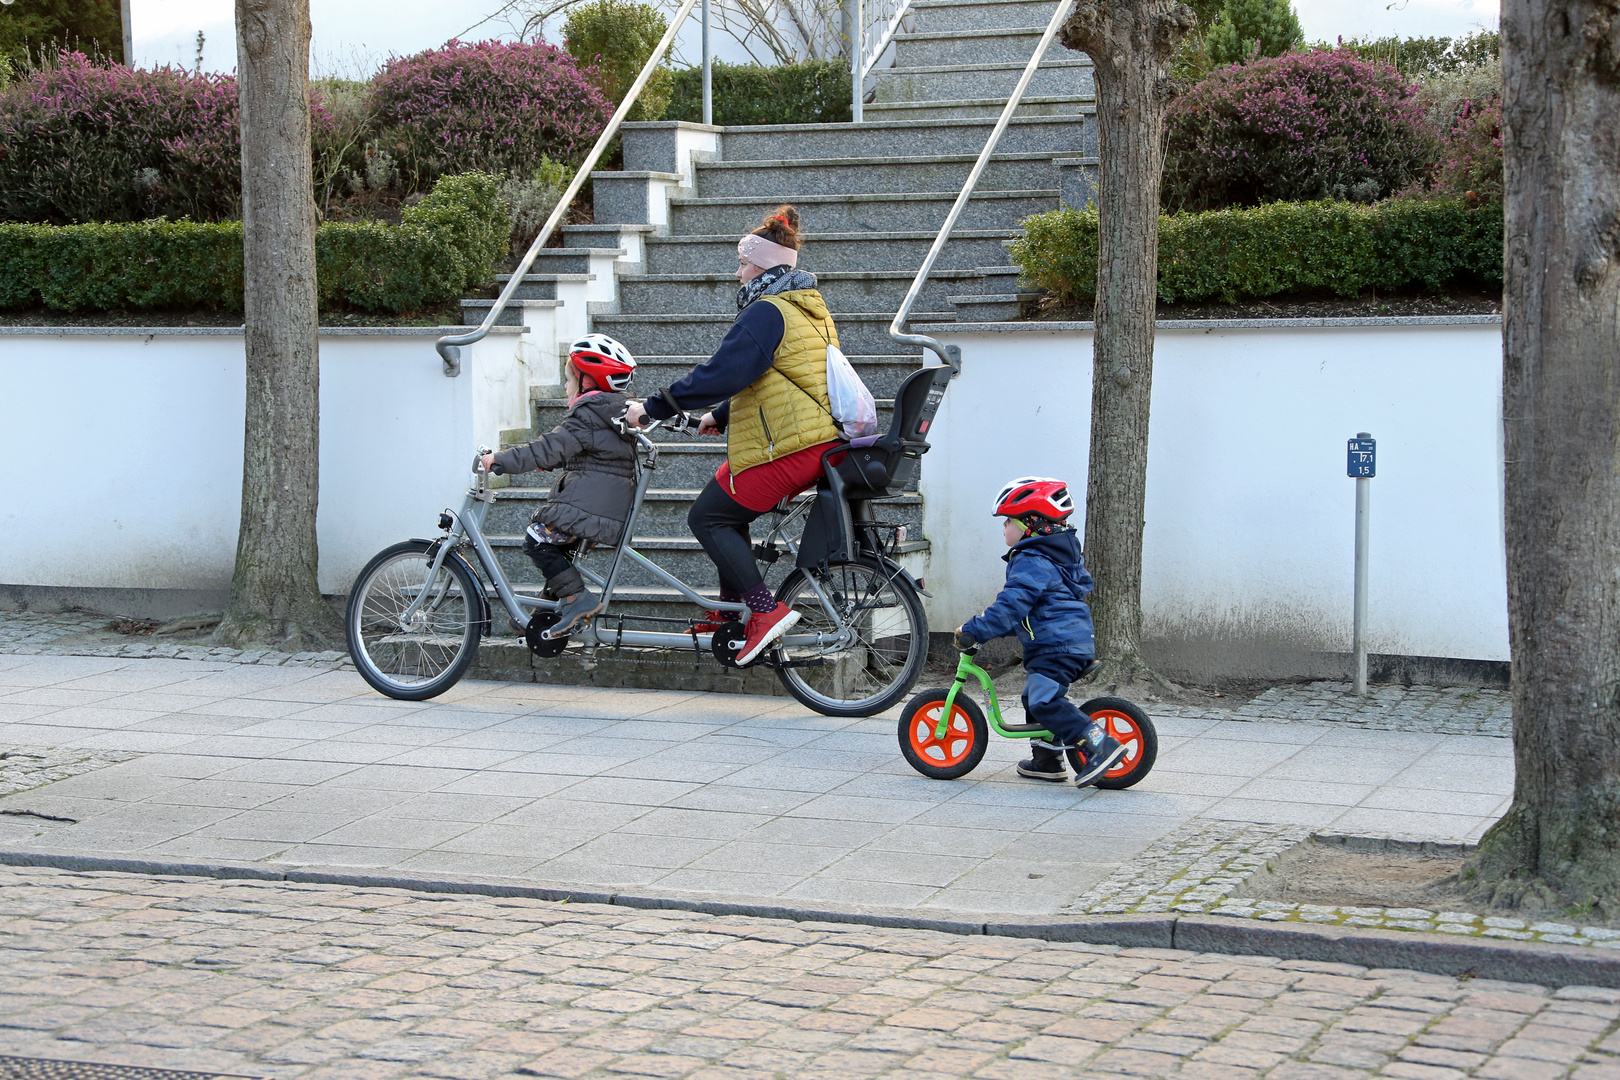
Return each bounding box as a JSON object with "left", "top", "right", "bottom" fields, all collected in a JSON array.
[{"left": 1080, "top": 652, "right": 1199, "bottom": 704}]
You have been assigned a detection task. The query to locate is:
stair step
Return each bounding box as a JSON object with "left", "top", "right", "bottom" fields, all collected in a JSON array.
[
  {"left": 590, "top": 311, "right": 954, "bottom": 355},
  {"left": 873, "top": 58, "right": 1095, "bottom": 103},
  {"left": 715, "top": 115, "right": 1093, "bottom": 161},
  {"left": 615, "top": 269, "right": 986, "bottom": 314},
  {"left": 460, "top": 298, "right": 557, "bottom": 326},
  {"left": 669, "top": 189, "right": 1058, "bottom": 234},
  {"left": 603, "top": 355, "right": 926, "bottom": 398},
  {"left": 864, "top": 95, "right": 1092, "bottom": 121},
  {"left": 642, "top": 230, "right": 1018, "bottom": 274},
  {"left": 893, "top": 26, "right": 1070, "bottom": 66},
  {"left": 692, "top": 151, "right": 1059, "bottom": 198},
  {"left": 487, "top": 486, "right": 922, "bottom": 538},
  {"left": 909, "top": 0, "right": 1064, "bottom": 32},
  {"left": 486, "top": 273, "right": 593, "bottom": 300}
]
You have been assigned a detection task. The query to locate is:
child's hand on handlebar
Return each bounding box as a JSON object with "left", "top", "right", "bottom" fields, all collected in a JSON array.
[
  {"left": 953, "top": 627, "right": 978, "bottom": 652},
  {"left": 481, "top": 452, "right": 496, "bottom": 472}
]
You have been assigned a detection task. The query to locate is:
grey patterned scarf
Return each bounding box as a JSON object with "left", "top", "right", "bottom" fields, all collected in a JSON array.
[{"left": 737, "top": 265, "right": 818, "bottom": 312}]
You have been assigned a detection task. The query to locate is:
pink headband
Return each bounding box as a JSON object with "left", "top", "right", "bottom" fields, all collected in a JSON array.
[{"left": 738, "top": 233, "right": 798, "bottom": 270}]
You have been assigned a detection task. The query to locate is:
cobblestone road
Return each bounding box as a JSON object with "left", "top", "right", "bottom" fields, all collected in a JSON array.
[{"left": 2, "top": 868, "right": 1619, "bottom": 1080}]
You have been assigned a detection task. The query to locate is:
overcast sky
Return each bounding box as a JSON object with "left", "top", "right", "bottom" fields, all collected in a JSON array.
[{"left": 132, "top": 0, "right": 1501, "bottom": 76}]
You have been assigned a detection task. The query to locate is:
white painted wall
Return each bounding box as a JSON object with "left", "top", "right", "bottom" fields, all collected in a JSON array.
[
  {"left": 920, "top": 319, "right": 1507, "bottom": 667},
  {"left": 3, "top": 319, "right": 1509, "bottom": 671},
  {"left": 0, "top": 328, "right": 529, "bottom": 596}
]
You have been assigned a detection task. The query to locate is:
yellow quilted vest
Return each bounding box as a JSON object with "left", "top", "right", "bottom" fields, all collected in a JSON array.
[{"left": 727, "top": 290, "right": 841, "bottom": 477}]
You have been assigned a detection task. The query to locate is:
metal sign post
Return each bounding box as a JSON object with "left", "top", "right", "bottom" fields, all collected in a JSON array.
[{"left": 1347, "top": 432, "right": 1376, "bottom": 695}]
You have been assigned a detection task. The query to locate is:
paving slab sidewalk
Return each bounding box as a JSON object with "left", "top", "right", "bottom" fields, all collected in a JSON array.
[{"left": 0, "top": 653, "right": 1512, "bottom": 917}]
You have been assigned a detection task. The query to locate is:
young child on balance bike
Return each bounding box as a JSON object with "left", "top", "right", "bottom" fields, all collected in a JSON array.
[{"left": 954, "top": 477, "right": 1127, "bottom": 788}]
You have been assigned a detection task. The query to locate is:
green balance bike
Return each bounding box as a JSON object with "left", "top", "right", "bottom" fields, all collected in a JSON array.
[{"left": 897, "top": 648, "right": 1158, "bottom": 786}]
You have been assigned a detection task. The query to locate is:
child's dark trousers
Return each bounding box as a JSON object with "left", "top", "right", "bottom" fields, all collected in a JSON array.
[{"left": 1022, "top": 652, "right": 1095, "bottom": 746}]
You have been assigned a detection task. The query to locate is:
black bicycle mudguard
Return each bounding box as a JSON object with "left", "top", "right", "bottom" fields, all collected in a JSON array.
[
  {"left": 416, "top": 538, "right": 491, "bottom": 638},
  {"left": 796, "top": 469, "right": 857, "bottom": 571}
]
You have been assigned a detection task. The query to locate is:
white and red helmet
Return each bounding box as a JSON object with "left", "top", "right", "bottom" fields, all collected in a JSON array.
[
  {"left": 568, "top": 333, "right": 636, "bottom": 393},
  {"left": 993, "top": 476, "right": 1075, "bottom": 531}
]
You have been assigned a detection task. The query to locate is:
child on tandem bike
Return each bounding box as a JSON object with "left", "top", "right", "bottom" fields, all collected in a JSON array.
[{"left": 954, "top": 476, "right": 1127, "bottom": 788}]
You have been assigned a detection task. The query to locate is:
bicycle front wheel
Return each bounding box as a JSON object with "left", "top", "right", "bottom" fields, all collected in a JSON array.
[
  {"left": 773, "top": 556, "right": 928, "bottom": 717},
  {"left": 345, "top": 540, "right": 482, "bottom": 701}
]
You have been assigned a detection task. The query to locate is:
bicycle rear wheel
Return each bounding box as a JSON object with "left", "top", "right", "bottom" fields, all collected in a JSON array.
[
  {"left": 773, "top": 556, "right": 928, "bottom": 717},
  {"left": 346, "top": 540, "right": 482, "bottom": 700}
]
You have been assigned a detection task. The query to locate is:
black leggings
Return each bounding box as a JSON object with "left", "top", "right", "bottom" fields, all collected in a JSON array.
[{"left": 687, "top": 478, "right": 768, "bottom": 596}]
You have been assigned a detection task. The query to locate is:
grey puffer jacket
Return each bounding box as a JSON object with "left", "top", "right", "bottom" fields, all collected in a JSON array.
[{"left": 492, "top": 391, "right": 636, "bottom": 546}]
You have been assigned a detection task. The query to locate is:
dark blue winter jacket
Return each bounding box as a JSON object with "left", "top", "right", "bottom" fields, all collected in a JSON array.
[{"left": 961, "top": 530, "right": 1096, "bottom": 658}]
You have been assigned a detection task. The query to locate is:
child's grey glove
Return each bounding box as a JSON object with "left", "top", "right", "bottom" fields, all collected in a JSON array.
[{"left": 953, "top": 628, "right": 978, "bottom": 652}]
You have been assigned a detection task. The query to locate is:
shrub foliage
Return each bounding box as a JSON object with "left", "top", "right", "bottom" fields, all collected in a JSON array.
[
  {"left": 1162, "top": 50, "right": 1434, "bottom": 211},
  {"left": 369, "top": 39, "right": 611, "bottom": 186},
  {"left": 563, "top": 0, "right": 672, "bottom": 122},
  {"left": 0, "top": 52, "right": 262, "bottom": 224},
  {"left": 0, "top": 172, "right": 507, "bottom": 314},
  {"left": 1009, "top": 199, "right": 1503, "bottom": 307},
  {"left": 1205, "top": 0, "right": 1303, "bottom": 67},
  {"left": 665, "top": 60, "right": 851, "bottom": 125}
]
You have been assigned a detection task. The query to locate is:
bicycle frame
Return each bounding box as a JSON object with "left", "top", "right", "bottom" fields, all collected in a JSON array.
[
  {"left": 413, "top": 427, "right": 856, "bottom": 659},
  {"left": 938, "top": 651, "right": 1055, "bottom": 742}
]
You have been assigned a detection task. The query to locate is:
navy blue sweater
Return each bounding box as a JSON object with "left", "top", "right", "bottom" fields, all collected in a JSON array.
[
  {"left": 643, "top": 300, "right": 785, "bottom": 428},
  {"left": 962, "top": 530, "right": 1096, "bottom": 658}
]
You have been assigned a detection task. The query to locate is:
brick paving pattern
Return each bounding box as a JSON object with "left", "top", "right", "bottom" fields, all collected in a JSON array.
[
  {"left": 2, "top": 867, "right": 1619, "bottom": 1080},
  {"left": 1062, "top": 823, "right": 1620, "bottom": 952},
  {"left": 1157, "top": 684, "right": 1511, "bottom": 739},
  {"left": 0, "top": 613, "right": 346, "bottom": 671},
  {"left": 1, "top": 750, "right": 137, "bottom": 800}
]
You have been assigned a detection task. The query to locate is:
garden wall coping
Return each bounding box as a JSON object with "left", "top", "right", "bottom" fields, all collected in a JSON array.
[
  {"left": 914, "top": 314, "right": 1504, "bottom": 332},
  {"left": 0, "top": 325, "right": 529, "bottom": 337}
]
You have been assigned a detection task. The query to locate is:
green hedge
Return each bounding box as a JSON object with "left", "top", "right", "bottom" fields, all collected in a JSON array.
[
  {"left": 0, "top": 172, "right": 507, "bottom": 314},
  {"left": 666, "top": 60, "right": 851, "bottom": 126},
  {"left": 1008, "top": 198, "right": 1503, "bottom": 307}
]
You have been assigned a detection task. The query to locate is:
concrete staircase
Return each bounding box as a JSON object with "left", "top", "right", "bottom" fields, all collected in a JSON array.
[{"left": 460, "top": 0, "right": 1094, "bottom": 686}]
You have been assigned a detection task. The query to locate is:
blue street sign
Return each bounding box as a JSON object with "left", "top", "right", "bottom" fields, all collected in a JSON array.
[{"left": 1347, "top": 434, "right": 1376, "bottom": 478}]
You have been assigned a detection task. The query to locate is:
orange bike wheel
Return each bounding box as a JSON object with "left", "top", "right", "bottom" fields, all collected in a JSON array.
[
  {"left": 1067, "top": 697, "right": 1158, "bottom": 789},
  {"left": 897, "top": 688, "right": 989, "bottom": 780}
]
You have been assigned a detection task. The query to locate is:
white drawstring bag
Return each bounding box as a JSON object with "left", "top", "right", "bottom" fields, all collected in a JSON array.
[{"left": 825, "top": 343, "right": 877, "bottom": 440}]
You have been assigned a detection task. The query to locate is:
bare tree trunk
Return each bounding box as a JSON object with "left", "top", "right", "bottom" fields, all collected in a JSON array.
[
  {"left": 216, "top": 0, "right": 339, "bottom": 651},
  {"left": 1060, "top": 0, "right": 1193, "bottom": 697},
  {"left": 1464, "top": 0, "right": 1620, "bottom": 917}
]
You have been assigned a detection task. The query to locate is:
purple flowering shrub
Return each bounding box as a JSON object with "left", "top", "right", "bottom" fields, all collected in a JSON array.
[
  {"left": 1411, "top": 59, "right": 1502, "bottom": 200},
  {"left": 1162, "top": 50, "right": 1436, "bottom": 212},
  {"left": 0, "top": 51, "right": 335, "bottom": 224},
  {"left": 369, "top": 39, "right": 611, "bottom": 186}
]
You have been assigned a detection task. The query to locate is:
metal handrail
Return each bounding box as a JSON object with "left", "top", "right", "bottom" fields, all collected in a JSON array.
[
  {"left": 860, "top": 0, "right": 916, "bottom": 85},
  {"left": 888, "top": 0, "right": 1075, "bottom": 371},
  {"left": 435, "top": 0, "right": 703, "bottom": 376}
]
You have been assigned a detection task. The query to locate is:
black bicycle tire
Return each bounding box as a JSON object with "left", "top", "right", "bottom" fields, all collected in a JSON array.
[
  {"left": 345, "top": 540, "right": 482, "bottom": 701},
  {"left": 773, "top": 556, "right": 929, "bottom": 717}
]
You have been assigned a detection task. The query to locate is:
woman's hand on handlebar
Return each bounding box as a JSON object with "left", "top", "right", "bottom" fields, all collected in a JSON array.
[
  {"left": 480, "top": 452, "right": 496, "bottom": 472},
  {"left": 622, "top": 401, "right": 649, "bottom": 429},
  {"left": 697, "top": 411, "right": 723, "bottom": 437}
]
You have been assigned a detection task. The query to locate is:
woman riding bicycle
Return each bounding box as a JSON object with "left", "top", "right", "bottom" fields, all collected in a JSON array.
[{"left": 623, "top": 204, "right": 840, "bottom": 666}]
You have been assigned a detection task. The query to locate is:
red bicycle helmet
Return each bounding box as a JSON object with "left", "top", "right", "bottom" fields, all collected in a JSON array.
[
  {"left": 568, "top": 333, "right": 636, "bottom": 393},
  {"left": 993, "top": 476, "right": 1075, "bottom": 532}
]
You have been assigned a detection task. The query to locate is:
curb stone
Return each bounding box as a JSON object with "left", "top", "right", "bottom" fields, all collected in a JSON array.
[{"left": 4, "top": 848, "right": 1617, "bottom": 989}]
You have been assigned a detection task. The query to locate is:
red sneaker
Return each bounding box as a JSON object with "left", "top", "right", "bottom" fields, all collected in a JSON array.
[
  {"left": 736, "top": 602, "right": 800, "bottom": 666},
  {"left": 692, "top": 610, "right": 727, "bottom": 634}
]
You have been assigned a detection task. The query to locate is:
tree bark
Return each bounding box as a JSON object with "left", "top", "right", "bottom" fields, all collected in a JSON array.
[
  {"left": 1464, "top": 0, "right": 1620, "bottom": 917},
  {"left": 1060, "top": 0, "right": 1193, "bottom": 694},
  {"left": 216, "top": 0, "right": 339, "bottom": 651}
]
